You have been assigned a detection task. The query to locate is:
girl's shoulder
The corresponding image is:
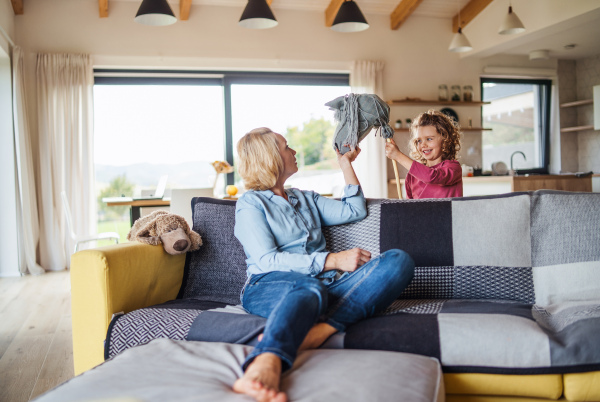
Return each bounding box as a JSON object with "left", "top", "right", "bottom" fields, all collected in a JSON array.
[{"left": 439, "top": 159, "right": 461, "bottom": 168}]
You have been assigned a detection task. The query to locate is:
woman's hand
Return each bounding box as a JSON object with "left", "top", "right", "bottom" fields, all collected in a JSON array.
[
  {"left": 335, "top": 146, "right": 361, "bottom": 186},
  {"left": 384, "top": 138, "right": 401, "bottom": 161},
  {"left": 324, "top": 248, "right": 371, "bottom": 272},
  {"left": 337, "top": 145, "right": 361, "bottom": 165}
]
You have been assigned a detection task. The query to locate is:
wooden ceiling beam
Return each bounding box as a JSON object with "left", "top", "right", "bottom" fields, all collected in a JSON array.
[
  {"left": 390, "top": 0, "right": 424, "bottom": 30},
  {"left": 98, "top": 0, "right": 108, "bottom": 18},
  {"left": 325, "top": 0, "right": 344, "bottom": 27},
  {"left": 452, "top": 0, "right": 493, "bottom": 33},
  {"left": 180, "top": 0, "right": 192, "bottom": 20},
  {"left": 11, "top": 0, "right": 23, "bottom": 15}
]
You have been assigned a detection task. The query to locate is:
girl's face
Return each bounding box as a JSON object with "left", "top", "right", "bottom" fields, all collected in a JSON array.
[
  {"left": 275, "top": 133, "right": 298, "bottom": 179},
  {"left": 415, "top": 126, "right": 444, "bottom": 166}
]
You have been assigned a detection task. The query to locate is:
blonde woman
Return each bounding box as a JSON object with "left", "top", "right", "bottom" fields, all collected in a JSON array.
[{"left": 233, "top": 127, "right": 414, "bottom": 402}]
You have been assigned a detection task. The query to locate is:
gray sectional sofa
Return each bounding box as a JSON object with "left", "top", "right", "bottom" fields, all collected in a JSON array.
[{"left": 72, "top": 190, "right": 600, "bottom": 401}]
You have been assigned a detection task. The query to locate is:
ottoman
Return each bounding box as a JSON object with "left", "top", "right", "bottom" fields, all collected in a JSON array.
[{"left": 35, "top": 339, "right": 444, "bottom": 402}]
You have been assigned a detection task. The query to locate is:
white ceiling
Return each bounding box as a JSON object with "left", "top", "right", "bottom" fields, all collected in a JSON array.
[
  {"left": 121, "top": 0, "right": 472, "bottom": 17},
  {"left": 120, "top": 0, "right": 600, "bottom": 60},
  {"left": 497, "top": 8, "right": 600, "bottom": 60}
]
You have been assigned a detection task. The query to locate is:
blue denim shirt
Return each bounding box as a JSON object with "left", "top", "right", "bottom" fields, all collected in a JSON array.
[{"left": 234, "top": 185, "right": 367, "bottom": 278}]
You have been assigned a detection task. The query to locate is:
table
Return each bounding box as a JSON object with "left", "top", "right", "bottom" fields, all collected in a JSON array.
[{"left": 103, "top": 197, "right": 171, "bottom": 226}]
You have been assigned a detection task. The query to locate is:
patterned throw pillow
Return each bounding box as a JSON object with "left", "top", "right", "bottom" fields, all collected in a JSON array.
[{"left": 177, "top": 198, "right": 248, "bottom": 305}]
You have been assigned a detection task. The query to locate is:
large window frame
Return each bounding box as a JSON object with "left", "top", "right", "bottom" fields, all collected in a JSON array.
[
  {"left": 94, "top": 69, "right": 350, "bottom": 185},
  {"left": 480, "top": 77, "right": 552, "bottom": 175}
]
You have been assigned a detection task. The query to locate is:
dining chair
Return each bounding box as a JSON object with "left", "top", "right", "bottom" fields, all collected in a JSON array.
[{"left": 61, "top": 191, "right": 120, "bottom": 254}]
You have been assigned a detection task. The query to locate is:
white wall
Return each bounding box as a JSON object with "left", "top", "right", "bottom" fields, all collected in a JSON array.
[
  {"left": 14, "top": 0, "right": 485, "bottom": 180},
  {"left": 0, "top": 46, "right": 20, "bottom": 277},
  {"left": 0, "top": 0, "right": 19, "bottom": 277},
  {"left": 11, "top": 0, "right": 600, "bottom": 184},
  {"left": 0, "top": 0, "right": 15, "bottom": 53}
]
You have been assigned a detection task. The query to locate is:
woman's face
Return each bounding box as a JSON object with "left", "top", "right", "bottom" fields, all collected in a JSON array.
[
  {"left": 275, "top": 133, "right": 298, "bottom": 179},
  {"left": 415, "top": 125, "right": 444, "bottom": 166}
]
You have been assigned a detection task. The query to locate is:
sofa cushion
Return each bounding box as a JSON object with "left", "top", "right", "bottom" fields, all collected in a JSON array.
[
  {"left": 106, "top": 296, "right": 600, "bottom": 377},
  {"left": 177, "top": 198, "right": 247, "bottom": 304},
  {"left": 380, "top": 193, "right": 535, "bottom": 303},
  {"left": 105, "top": 299, "right": 228, "bottom": 359},
  {"left": 43, "top": 339, "right": 444, "bottom": 402},
  {"left": 444, "top": 373, "right": 563, "bottom": 400},
  {"left": 563, "top": 370, "right": 600, "bottom": 401},
  {"left": 180, "top": 193, "right": 540, "bottom": 304},
  {"left": 531, "top": 190, "right": 600, "bottom": 306}
]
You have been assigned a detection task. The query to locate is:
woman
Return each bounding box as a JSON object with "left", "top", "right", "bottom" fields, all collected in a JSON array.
[{"left": 233, "top": 127, "right": 414, "bottom": 402}]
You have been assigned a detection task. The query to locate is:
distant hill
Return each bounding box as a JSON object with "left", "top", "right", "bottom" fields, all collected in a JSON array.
[{"left": 95, "top": 161, "right": 217, "bottom": 189}]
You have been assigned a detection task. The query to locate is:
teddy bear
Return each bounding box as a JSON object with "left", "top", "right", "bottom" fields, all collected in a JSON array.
[{"left": 127, "top": 210, "right": 202, "bottom": 255}]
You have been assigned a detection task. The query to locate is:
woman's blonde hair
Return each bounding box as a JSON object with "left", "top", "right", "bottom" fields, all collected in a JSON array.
[
  {"left": 409, "top": 109, "right": 461, "bottom": 164},
  {"left": 237, "top": 128, "right": 283, "bottom": 191}
]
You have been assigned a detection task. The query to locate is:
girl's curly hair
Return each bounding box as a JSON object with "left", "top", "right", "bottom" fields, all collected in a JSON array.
[{"left": 409, "top": 109, "right": 461, "bottom": 164}]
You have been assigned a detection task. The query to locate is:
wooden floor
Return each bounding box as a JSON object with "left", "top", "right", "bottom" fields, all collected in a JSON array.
[{"left": 0, "top": 270, "right": 74, "bottom": 401}]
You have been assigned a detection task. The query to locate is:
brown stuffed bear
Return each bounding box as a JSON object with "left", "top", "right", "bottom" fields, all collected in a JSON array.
[{"left": 127, "top": 210, "right": 202, "bottom": 255}]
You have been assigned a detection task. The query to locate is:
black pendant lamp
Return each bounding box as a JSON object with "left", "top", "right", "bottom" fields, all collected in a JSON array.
[
  {"left": 331, "top": 0, "right": 369, "bottom": 33},
  {"left": 239, "top": 0, "right": 278, "bottom": 29},
  {"left": 135, "top": 0, "right": 177, "bottom": 26}
]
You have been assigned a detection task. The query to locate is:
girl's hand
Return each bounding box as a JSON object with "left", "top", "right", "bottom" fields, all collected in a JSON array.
[
  {"left": 337, "top": 145, "right": 361, "bottom": 165},
  {"left": 324, "top": 248, "right": 371, "bottom": 272},
  {"left": 385, "top": 138, "right": 401, "bottom": 160}
]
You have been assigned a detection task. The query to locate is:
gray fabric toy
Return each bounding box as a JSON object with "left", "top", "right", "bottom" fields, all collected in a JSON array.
[{"left": 325, "top": 93, "right": 394, "bottom": 155}]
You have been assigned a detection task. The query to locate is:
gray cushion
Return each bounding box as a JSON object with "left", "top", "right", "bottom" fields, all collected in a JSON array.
[
  {"left": 178, "top": 197, "right": 248, "bottom": 304},
  {"left": 37, "top": 339, "right": 444, "bottom": 402}
]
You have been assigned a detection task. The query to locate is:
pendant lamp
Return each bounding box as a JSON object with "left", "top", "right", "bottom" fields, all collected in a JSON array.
[
  {"left": 498, "top": 5, "right": 525, "bottom": 35},
  {"left": 331, "top": 0, "right": 369, "bottom": 33},
  {"left": 448, "top": 2, "right": 471, "bottom": 53},
  {"left": 239, "top": 0, "right": 278, "bottom": 29},
  {"left": 448, "top": 27, "right": 472, "bottom": 53},
  {"left": 135, "top": 0, "right": 176, "bottom": 26}
]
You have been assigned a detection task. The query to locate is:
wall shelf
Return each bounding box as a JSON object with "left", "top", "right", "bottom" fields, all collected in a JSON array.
[
  {"left": 559, "top": 97, "right": 596, "bottom": 132},
  {"left": 560, "top": 125, "right": 594, "bottom": 133},
  {"left": 560, "top": 99, "right": 592, "bottom": 108},
  {"left": 388, "top": 99, "right": 490, "bottom": 106}
]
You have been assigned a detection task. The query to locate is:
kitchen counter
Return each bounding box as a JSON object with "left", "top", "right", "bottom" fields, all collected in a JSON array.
[{"left": 388, "top": 174, "right": 594, "bottom": 198}]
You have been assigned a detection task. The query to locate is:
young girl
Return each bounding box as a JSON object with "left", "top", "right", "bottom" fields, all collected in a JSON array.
[{"left": 385, "top": 109, "right": 463, "bottom": 199}]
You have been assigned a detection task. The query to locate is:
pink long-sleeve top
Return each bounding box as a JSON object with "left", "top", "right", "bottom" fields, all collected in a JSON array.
[{"left": 405, "top": 160, "right": 463, "bottom": 199}]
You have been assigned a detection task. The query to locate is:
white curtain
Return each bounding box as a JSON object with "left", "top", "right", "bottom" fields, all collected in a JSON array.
[
  {"left": 548, "top": 85, "right": 561, "bottom": 174},
  {"left": 36, "top": 53, "right": 96, "bottom": 271},
  {"left": 12, "top": 46, "right": 44, "bottom": 275},
  {"left": 350, "top": 60, "right": 388, "bottom": 198}
]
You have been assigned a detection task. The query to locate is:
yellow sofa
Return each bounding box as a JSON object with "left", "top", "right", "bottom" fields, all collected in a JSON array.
[{"left": 70, "top": 242, "right": 600, "bottom": 402}]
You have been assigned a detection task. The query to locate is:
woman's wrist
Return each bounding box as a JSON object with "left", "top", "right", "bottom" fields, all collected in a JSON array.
[
  {"left": 323, "top": 252, "right": 337, "bottom": 271},
  {"left": 338, "top": 158, "right": 352, "bottom": 170}
]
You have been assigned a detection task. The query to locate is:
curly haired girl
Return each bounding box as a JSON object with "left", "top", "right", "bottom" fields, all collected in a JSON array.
[{"left": 385, "top": 109, "right": 463, "bottom": 199}]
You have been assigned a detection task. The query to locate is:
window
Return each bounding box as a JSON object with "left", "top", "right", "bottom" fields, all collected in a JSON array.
[
  {"left": 93, "top": 70, "right": 349, "bottom": 236},
  {"left": 230, "top": 83, "right": 350, "bottom": 195},
  {"left": 481, "top": 78, "right": 551, "bottom": 174}
]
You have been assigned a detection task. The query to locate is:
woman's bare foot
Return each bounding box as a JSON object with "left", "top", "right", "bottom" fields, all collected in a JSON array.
[
  {"left": 233, "top": 353, "right": 287, "bottom": 402},
  {"left": 298, "top": 323, "right": 337, "bottom": 351}
]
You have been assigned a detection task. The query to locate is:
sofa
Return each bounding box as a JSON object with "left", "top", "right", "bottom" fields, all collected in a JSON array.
[{"left": 70, "top": 190, "right": 600, "bottom": 401}]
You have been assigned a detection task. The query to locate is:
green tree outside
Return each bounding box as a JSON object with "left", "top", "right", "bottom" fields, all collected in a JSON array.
[
  {"left": 97, "top": 175, "right": 135, "bottom": 221},
  {"left": 286, "top": 117, "right": 337, "bottom": 169}
]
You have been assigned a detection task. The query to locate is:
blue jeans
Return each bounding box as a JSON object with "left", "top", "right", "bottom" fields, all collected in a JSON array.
[{"left": 241, "top": 249, "right": 414, "bottom": 371}]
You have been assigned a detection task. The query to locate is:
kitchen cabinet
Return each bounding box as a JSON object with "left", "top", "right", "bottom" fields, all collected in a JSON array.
[{"left": 511, "top": 174, "right": 592, "bottom": 192}]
